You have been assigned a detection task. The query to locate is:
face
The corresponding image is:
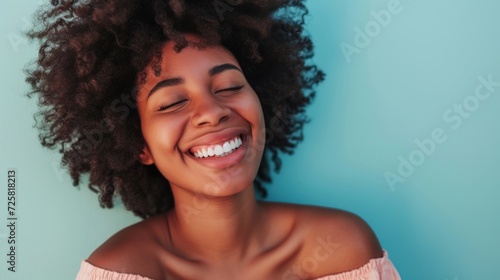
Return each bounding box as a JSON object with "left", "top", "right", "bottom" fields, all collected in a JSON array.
[{"left": 136, "top": 40, "right": 266, "bottom": 198}]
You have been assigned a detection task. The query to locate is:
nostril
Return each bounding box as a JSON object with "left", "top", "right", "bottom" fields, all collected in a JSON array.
[
  {"left": 191, "top": 98, "right": 232, "bottom": 127},
  {"left": 219, "top": 115, "right": 229, "bottom": 122},
  {"left": 194, "top": 109, "right": 231, "bottom": 127}
]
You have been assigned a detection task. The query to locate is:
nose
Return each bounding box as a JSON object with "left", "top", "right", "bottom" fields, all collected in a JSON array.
[{"left": 191, "top": 93, "right": 231, "bottom": 127}]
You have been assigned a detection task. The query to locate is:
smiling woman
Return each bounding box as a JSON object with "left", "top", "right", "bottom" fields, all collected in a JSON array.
[
  {"left": 137, "top": 41, "right": 266, "bottom": 198},
  {"left": 25, "top": 0, "right": 400, "bottom": 279}
]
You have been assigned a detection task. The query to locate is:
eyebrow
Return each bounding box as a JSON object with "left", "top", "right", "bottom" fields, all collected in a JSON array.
[
  {"left": 208, "top": 63, "right": 242, "bottom": 76},
  {"left": 147, "top": 63, "right": 242, "bottom": 100}
]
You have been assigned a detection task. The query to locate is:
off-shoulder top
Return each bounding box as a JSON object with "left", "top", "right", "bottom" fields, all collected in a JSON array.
[{"left": 75, "top": 250, "right": 400, "bottom": 280}]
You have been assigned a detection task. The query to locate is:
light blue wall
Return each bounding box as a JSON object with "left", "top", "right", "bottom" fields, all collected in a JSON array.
[
  {"left": 0, "top": 2, "right": 142, "bottom": 280},
  {"left": 267, "top": 1, "right": 500, "bottom": 279},
  {"left": 0, "top": 0, "right": 499, "bottom": 279}
]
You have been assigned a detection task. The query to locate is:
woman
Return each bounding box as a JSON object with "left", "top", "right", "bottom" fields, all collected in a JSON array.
[{"left": 26, "top": 0, "right": 401, "bottom": 279}]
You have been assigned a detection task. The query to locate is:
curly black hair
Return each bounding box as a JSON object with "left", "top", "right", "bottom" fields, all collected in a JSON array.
[{"left": 25, "top": 0, "right": 324, "bottom": 219}]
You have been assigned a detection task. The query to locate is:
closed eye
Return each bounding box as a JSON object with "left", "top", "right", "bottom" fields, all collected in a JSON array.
[
  {"left": 158, "top": 99, "right": 187, "bottom": 111},
  {"left": 215, "top": 85, "right": 244, "bottom": 94}
]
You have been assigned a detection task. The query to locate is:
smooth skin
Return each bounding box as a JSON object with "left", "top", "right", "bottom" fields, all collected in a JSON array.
[{"left": 87, "top": 38, "right": 383, "bottom": 280}]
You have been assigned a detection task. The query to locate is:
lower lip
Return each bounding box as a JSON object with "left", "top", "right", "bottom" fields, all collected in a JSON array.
[{"left": 188, "top": 136, "right": 248, "bottom": 169}]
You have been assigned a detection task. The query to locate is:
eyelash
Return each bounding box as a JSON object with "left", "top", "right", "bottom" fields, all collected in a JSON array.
[
  {"left": 157, "top": 85, "right": 244, "bottom": 112},
  {"left": 158, "top": 100, "right": 186, "bottom": 111},
  {"left": 215, "top": 85, "right": 244, "bottom": 94}
]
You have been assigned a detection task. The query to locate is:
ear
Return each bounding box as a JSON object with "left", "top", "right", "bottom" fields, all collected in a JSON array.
[{"left": 139, "top": 146, "right": 154, "bottom": 165}]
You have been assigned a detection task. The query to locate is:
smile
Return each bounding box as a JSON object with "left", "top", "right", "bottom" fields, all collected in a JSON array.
[{"left": 191, "top": 135, "right": 243, "bottom": 158}]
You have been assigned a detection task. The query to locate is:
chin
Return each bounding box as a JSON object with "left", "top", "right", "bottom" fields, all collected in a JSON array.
[{"left": 200, "top": 168, "right": 257, "bottom": 198}]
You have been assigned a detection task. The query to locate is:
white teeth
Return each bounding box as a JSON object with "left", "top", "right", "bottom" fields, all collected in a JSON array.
[
  {"left": 223, "top": 142, "right": 231, "bottom": 153},
  {"left": 214, "top": 145, "right": 224, "bottom": 156},
  {"left": 192, "top": 136, "right": 243, "bottom": 158}
]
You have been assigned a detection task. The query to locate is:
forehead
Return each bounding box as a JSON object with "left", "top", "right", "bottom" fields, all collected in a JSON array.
[
  {"left": 157, "top": 42, "right": 238, "bottom": 75},
  {"left": 136, "top": 41, "right": 241, "bottom": 95}
]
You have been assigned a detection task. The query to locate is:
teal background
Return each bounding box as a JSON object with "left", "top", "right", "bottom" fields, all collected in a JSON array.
[{"left": 1, "top": 0, "right": 499, "bottom": 279}]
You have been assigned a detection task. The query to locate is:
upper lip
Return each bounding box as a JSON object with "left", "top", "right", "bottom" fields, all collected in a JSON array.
[{"left": 183, "top": 127, "right": 247, "bottom": 155}]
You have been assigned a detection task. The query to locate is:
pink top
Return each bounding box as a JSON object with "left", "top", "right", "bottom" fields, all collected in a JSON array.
[{"left": 76, "top": 250, "right": 400, "bottom": 280}]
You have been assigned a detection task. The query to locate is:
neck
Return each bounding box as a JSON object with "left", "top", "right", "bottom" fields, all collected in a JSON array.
[{"left": 167, "top": 185, "right": 266, "bottom": 263}]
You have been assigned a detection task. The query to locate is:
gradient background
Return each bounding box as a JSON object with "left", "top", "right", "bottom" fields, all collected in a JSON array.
[{"left": 1, "top": 0, "right": 499, "bottom": 279}]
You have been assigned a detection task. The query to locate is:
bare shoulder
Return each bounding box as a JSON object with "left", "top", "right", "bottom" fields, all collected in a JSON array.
[
  {"left": 262, "top": 202, "right": 383, "bottom": 276},
  {"left": 86, "top": 214, "right": 166, "bottom": 278}
]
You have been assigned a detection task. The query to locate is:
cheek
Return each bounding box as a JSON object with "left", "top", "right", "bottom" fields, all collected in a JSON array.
[
  {"left": 240, "top": 92, "right": 265, "bottom": 124},
  {"left": 240, "top": 93, "right": 266, "bottom": 153},
  {"left": 249, "top": 94, "right": 266, "bottom": 132},
  {"left": 142, "top": 116, "right": 185, "bottom": 155}
]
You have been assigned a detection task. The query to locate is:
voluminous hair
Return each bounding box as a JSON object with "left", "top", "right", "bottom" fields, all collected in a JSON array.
[{"left": 26, "top": 0, "right": 325, "bottom": 218}]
